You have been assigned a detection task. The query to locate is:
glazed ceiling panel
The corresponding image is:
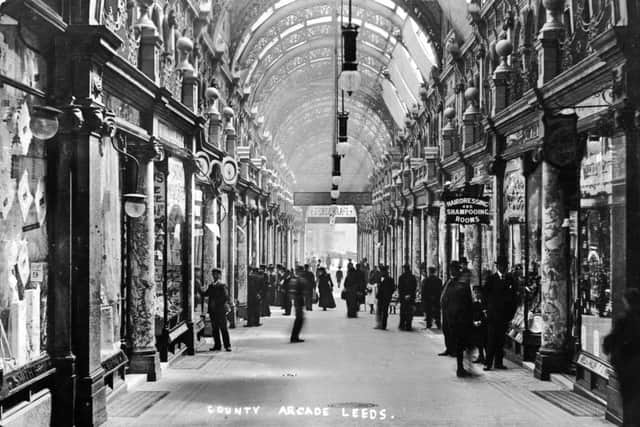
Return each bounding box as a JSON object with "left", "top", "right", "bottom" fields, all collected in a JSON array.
[{"left": 228, "top": 0, "right": 442, "bottom": 192}]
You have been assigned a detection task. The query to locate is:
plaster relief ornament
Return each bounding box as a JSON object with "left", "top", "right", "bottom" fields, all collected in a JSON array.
[
  {"left": 16, "top": 240, "right": 30, "bottom": 286},
  {"left": 17, "top": 169, "right": 34, "bottom": 223},
  {"left": 34, "top": 178, "right": 46, "bottom": 225},
  {"left": 0, "top": 179, "right": 16, "bottom": 219},
  {"left": 16, "top": 100, "right": 32, "bottom": 154}
]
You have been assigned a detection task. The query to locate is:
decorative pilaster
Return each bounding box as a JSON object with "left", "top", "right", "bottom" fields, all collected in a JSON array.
[
  {"left": 426, "top": 208, "right": 439, "bottom": 274},
  {"left": 138, "top": 27, "right": 163, "bottom": 84},
  {"left": 236, "top": 200, "right": 248, "bottom": 318},
  {"left": 534, "top": 160, "right": 568, "bottom": 380},
  {"left": 412, "top": 211, "right": 421, "bottom": 275},
  {"left": 536, "top": 0, "right": 564, "bottom": 85},
  {"left": 463, "top": 224, "right": 482, "bottom": 287},
  {"left": 127, "top": 148, "right": 161, "bottom": 381}
]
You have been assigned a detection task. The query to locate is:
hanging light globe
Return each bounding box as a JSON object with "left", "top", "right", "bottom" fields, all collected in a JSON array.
[
  {"left": 338, "top": 69, "right": 362, "bottom": 95},
  {"left": 331, "top": 174, "right": 342, "bottom": 187},
  {"left": 336, "top": 141, "right": 350, "bottom": 156},
  {"left": 330, "top": 188, "right": 340, "bottom": 199}
]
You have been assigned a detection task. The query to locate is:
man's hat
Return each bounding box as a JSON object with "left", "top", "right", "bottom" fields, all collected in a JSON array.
[
  {"left": 380, "top": 265, "right": 389, "bottom": 271},
  {"left": 212, "top": 268, "right": 222, "bottom": 275},
  {"left": 496, "top": 255, "right": 508, "bottom": 266},
  {"left": 459, "top": 257, "right": 468, "bottom": 265},
  {"left": 276, "top": 264, "right": 285, "bottom": 270}
]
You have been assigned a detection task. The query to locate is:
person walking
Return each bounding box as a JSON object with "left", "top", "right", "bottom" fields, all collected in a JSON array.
[
  {"left": 398, "top": 264, "right": 418, "bottom": 331},
  {"left": 200, "top": 268, "right": 231, "bottom": 352},
  {"left": 335, "top": 266, "right": 344, "bottom": 288},
  {"left": 343, "top": 265, "right": 359, "bottom": 318},
  {"left": 442, "top": 266, "right": 473, "bottom": 377},
  {"left": 439, "top": 260, "right": 460, "bottom": 356},
  {"left": 604, "top": 288, "right": 640, "bottom": 427},
  {"left": 483, "top": 256, "right": 516, "bottom": 370},
  {"left": 278, "top": 265, "right": 292, "bottom": 315},
  {"left": 262, "top": 265, "right": 274, "bottom": 316},
  {"left": 290, "top": 266, "right": 307, "bottom": 343},
  {"left": 317, "top": 267, "right": 336, "bottom": 310},
  {"left": 375, "top": 265, "right": 395, "bottom": 329},
  {"left": 422, "top": 267, "right": 443, "bottom": 329},
  {"left": 303, "top": 264, "right": 316, "bottom": 311}
]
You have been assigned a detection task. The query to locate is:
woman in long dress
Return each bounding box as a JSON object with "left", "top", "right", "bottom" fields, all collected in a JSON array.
[
  {"left": 366, "top": 281, "right": 377, "bottom": 314},
  {"left": 317, "top": 267, "right": 336, "bottom": 310}
]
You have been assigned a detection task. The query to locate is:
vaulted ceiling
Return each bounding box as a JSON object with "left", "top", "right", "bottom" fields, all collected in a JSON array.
[{"left": 225, "top": 0, "right": 468, "bottom": 193}]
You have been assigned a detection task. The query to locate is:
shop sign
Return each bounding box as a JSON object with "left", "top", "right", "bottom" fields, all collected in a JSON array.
[
  {"left": 576, "top": 352, "right": 610, "bottom": 379},
  {"left": 294, "top": 192, "right": 372, "bottom": 206},
  {"left": 307, "top": 206, "right": 356, "bottom": 218},
  {"left": 505, "top": 123, "right": 540, "bottom": 148},
  {"left": 444, "top": 187, "right": 490, "bottom": 224},
  {"left": 158, "top": 121, "right": 184, "bottom": 148},
  {"left": 543, "top": 112, "right": 579, "bottom": 168}
]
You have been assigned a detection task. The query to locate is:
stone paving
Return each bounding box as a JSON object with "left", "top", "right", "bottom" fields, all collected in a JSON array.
[{"left": 105, "top": 302, "right": 613, "bottom": 427}]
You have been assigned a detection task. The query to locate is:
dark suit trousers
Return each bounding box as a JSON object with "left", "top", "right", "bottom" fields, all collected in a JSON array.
[
  {"left": 486, "top": 318, "right": 508, "bottom": 368},
  {"left": 424, "top": 296, "right": 441, "bottom": 328},
  {"left": 377, "top": 300, "right": 390, "bottom": 329},
  {"left": 399, "top": 301, "right": 414, "bottom": 329},
  {"left": 304, "top": 293, "right": 313, "bottom": 311},
  {"left": 211, "top": 311, "right": 230, "bottom": 349},
  {"left": 290, "top": 305, "right": 304, "bottom": 340}
]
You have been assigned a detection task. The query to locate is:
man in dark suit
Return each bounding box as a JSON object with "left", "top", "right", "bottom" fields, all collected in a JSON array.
[
  {"left": 483, "top": 255, "right": 516, "bottom": 370},
  {"left": 422, "top": 267, "right": 443, "bottom": 329},
  {"left": 200, "top": 268, "right": 231, "bottom": 351},
  {"left": 290, "top": 266, "right": 307, "bottom": 343},
  {"left": 443, "top": 265, "right": 473, "bottom": 377},
  {"left": 398, "top": 264, "right": 418, "bottom": 331},
  {"left": 246, "top": 267, "right": 262, "bottom": 327},
  {"left": 439, "top": 260, "right": 460, "bottom": 357},
  {"left": 375, "top": 265, "right": 394, "bottom": 330}
]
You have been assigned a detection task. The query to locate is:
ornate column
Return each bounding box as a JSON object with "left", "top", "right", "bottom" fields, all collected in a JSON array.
[
  {"left": 426, "top": 207, "right": 440, "bottom": 274},
  {"left": 235, "top": 199, "right": 248, "bottom": 320},
  {"left": 534, "top": 160, "right": 568, "bottom": 380},
  {"left": 127, "top": 141, "right": 162, "bottom": 380},
  {"left": 412, "top": 210, "right": 421, "bottom": 275},
  {"left": 463, "top": 224, "right": 482, "bottom": 287}
]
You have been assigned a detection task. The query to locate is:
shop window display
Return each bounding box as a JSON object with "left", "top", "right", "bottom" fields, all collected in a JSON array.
[
  {"left": 0, "top": 24, "right": 49, "bottom": 372},
  {"left": 578, "top": 135, "right": 625, "bottom": 359},
  {"left": 166, "top": 158, "right": 185, "bottom": 326},
  {"left": 0, "top": 85, "right": 48, "bottom": 372}
]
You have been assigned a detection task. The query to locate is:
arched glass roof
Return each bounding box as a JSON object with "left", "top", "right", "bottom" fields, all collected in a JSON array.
[{"left": 227, "top": 0, "right": 451, "bottom": 192}]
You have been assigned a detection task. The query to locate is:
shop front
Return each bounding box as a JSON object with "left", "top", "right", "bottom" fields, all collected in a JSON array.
[
  {"left": 575, "top": 130, "right": 626, "bottom": 407},
  {"left": 0, "top": 23, "right": 54, "bottom": 422}
]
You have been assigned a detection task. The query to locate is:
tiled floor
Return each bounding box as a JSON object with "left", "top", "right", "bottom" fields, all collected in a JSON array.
[{"left": 104, "top": 302, "right": 613, "bottom": 427}]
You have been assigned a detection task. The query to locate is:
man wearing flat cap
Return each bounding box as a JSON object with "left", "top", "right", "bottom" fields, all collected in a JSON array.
[{"left": 200, "top": 268, "right": 231, "bottom": 351}]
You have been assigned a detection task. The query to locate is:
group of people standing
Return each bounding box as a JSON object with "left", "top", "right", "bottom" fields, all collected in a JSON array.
[{"left": 437, "top": 256, "right": 519, "bottom": 377}]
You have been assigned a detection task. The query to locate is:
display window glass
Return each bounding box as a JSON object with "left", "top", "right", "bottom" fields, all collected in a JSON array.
[
  {"left": 194, "top": 187, "right": 204, "bottom": 316},
  {"left": 0, "top": 85, "right": 48, "bottom": 372},
  {"left": 166, "top": 158, "right": 185, "bottom": 326},
  {"left": 578, "top": 135, "right": 625, "bottom": 359}
]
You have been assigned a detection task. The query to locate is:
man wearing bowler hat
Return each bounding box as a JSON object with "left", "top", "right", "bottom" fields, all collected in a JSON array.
[
  {"left": 200, "top": 268, "right": 231, "bottom": 351},
  {"left": 483, "top": 255, "right": 516, "bottom": 370}
]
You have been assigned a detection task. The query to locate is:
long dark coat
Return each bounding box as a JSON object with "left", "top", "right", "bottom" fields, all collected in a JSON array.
[
  {"left": 317, "top": 274, "right": 336, "bottom": 309},
  {"left": 442, "top": 280, "right": 473, "bottom": 343}
]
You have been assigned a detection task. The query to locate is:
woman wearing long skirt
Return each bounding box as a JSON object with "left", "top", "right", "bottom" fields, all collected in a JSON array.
[{"left": 317, "top": 267, "right": 336, "bottom": 310}]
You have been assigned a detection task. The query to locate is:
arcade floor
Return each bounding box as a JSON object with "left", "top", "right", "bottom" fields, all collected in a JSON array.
[{"left": 104, "top": 301, "right": 612, "bottom": 427}]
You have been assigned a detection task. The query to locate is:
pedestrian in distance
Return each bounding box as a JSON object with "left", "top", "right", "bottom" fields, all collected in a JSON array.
[
  {"left": 439, "top": 260, "right": 461, "bottom": 357},
  {"left": 366, "top": 279, "right": 377, "bottom": 314},
  {"left": 604, "top": 288, "right": 640, "bottom": 427},
  {"left": 317, "top": 267, "right": 336, "bottom": 310},
  {"left": 246, "top": 266, "right": 262, "bottom": 327},
  {"left": 398, "top": 264, "right": 417, "bottom": 331},
  {"left": 278, "top": 265, "right": 293, "bottom": 316},
  {"left": 375, "top": 265, "right": 394, "bottom": 330},
  {"left": 303, "top": 264, "right": 316, "bottom": 311},
  {"left": 442, "top": 265, "right": 474, "bottom": 377},
  {"left": 355, "top": 263, "right": 367, "bottom": 311},
  {"left": 199, "top": 268, "right": 232, "bottom": 352},
  {"left": 335, "top": 266, "right": 344, "bottom": 288},
  {"left": 343, "top": 264, "right": 360, "bottom": 318},
  {"left": 483, "top": 256, "right": 517, "bottom": 371},
  {"left": 290, "top": 266, "right": 307, "bottom": 343},
  {"left": 422, "top": 267, "right": 443, "bottom": 329}
]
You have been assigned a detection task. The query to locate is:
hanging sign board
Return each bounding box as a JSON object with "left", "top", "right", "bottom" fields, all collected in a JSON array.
[
  {"left": 543, "top": 112, "right": 579, "bottom": 168},
  {"left": 444, "top": 184, "right": 489, "bottom": 224},
  {"left": 444, "top": 196, "right": 490, "bottom": 224}
]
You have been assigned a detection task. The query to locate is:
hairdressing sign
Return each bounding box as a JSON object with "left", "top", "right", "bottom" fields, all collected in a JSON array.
[{"left": 444, "top": 196, "right": 490, "bottom": 224}]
